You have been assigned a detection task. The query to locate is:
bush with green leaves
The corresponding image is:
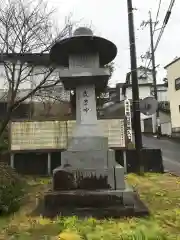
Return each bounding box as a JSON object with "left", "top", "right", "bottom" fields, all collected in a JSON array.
[
  {"left": 0, "top": 163, "right": 25, "bottom": 214},
  {"left": 0, "top": 124, "right": 8, "bottom": 152}
]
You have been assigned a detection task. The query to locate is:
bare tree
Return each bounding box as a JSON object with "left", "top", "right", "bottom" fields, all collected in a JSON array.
[
  {"left": 33, "top": 86, "right": 71, "bottom": 118},
  {"left": 0, "top": 0, "right": 73, "bottom": 136},
  {"left": 106, "top": 62, "right": 115, "bottom": 87}
]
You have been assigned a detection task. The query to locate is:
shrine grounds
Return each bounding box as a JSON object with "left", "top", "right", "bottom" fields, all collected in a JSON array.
[{"left": 0, "top": 173, "right": 179, "bottom": 240}]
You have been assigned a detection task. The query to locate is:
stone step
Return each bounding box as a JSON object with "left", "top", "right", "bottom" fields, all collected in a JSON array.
[
  {"left": 44, "top": 189, "right": 124, "bottom": 207},
  {"left": 42, "top": 189, "right": 149, "bottom": 219}
]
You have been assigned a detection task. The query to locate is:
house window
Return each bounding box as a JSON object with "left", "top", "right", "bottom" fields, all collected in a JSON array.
[{"left": 175, "top": 77, "right": 180, "bottom": 90}]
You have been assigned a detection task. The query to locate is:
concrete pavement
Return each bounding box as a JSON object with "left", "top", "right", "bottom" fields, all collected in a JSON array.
[{"left": 142, "top": 135, "right": 180, "bottom": 176}]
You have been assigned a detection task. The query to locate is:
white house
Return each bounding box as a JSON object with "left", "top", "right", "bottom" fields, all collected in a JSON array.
[
  {"left": 0, "top": 53, "right": 71, "bottom": 119},
  {"left": 157, "top": 84, "right": 168, "bottom": 102},
  {"left": 0, "top": 53, "right": 70, "bottom": 100},
  {"left": 164, "top": 57, "right": 180, "bottom": 137},
  {"left": 121, "top": 66, "right": 169, "bottom": 133}
]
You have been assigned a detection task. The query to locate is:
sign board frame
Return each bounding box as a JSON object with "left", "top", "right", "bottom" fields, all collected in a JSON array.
[{"left": 10, "top": 119, "right": 127, "bottom": 152}]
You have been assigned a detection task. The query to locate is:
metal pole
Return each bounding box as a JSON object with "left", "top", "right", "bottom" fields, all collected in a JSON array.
[
  {"left": 127, "top": 0, "right": 144, "bottom": 174},
  {"left": 149, "top": 11, "right": 161, "bottom": 136}
]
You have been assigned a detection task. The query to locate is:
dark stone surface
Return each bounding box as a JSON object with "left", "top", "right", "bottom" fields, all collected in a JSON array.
[
  {"left": 53, "top": 165, "right": 111, "bottom": 191},
  {"left": 40, "top": 190, "right": 149, "bottom": 219},
  {"left": 114, "top": 149, "right": 124, "bottom": 164},
  {"left": 44, "top": 190, "right": 123, "bottom": 208},
  {"left": 76, "top": 174, "right": 111, "bottom": 190},
  {"left": 14, "top": 152, "right": 48, "bottom": 175},
  {"left": 50, "top": 152, "right": 62, "bottom": 173},
  {"left": 53, "top": 165, "right": 75, "bottom": 190},
  {"left": 119, "top": 148, "right": 164, "bottom": 173}
]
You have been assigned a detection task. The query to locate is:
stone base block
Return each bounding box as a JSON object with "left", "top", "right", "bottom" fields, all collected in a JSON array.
[
  {"left": 115, "top": 165, "right": 126, "bottom": 190},
  {"left": 43, "top": 187, "right": 149, "bottom": 218},
  {"left": 53, "top": 166, "right": 115, "bottom": 190},
  {"left": 60, "top": 68, "right": 109, "bottom": 91},
  {"left": 61, "top": 149, "right": 116, "bottom": 168},
  {"left": 67, "top": 136, "right": 108, "bottom": 151},
  {"left": 53, "top": 165, "right": 125, "bottom": 191},
  {"left": 45, "top": 189, "right": 124, "bottom": 207},
  {"left": 108, "top": 149, "right": 116, "bottom": 166}
]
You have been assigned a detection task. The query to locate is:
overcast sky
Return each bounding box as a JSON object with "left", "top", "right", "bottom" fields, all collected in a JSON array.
[{"left": 50, "top": 0, "right": 179, "bottom": 86}]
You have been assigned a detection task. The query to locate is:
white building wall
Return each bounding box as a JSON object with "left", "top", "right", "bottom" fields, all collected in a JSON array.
[
  {"left": 0, "top": 63, "right": 32, "bottom": 90},
  {"left": 160, "top": 111, "right": 171, "bottom": 124},
  {"left": 125, "top": 85, "right": 152, "bottom": 100},
  {"left": 161, "top": 122, "right": 171, "bottom": 136},
  {"left": 0, "top": 63, "right": 70, "bottom": 103},
  {"left": 129, "top": 69, "right": 153, "bottom": 84},
  {"left": 126, "top": 86, "right": 168, "bottom": 102},
  {"left": 124, "top": 67, "right": 168, "bottom": 134},
  {"left": 125, "top": 84, "right": 155, "bottom": 133},
  {"left": 0, "top": 65, "right": 6, "bottom": 88},
  {"left": 141, "top": 119, "right": 144, "bottom": 132},
  {"left": 157, "top": 91, "right": 168, "bottom": 101},
  {"left": 166, "top": 59, "right": 180, "bottom": 129},
  {"left": 119, "top": 87, "right": 124, "bottom": 101},
  {"left": 156, "top": 85, "right": 168, "bottom": 101},
  {"left": 0, "top": 63, "right": 63, "bottom": 89}
]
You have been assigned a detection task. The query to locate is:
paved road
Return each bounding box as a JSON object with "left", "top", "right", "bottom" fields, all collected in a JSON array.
[{"left": 142, "top": 135, "right": 180, "bottom": 176}]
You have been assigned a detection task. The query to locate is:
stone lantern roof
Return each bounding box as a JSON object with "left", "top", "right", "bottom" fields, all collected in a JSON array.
[{"left": 50, "top": 27, "right": 117, "bottom": 67}]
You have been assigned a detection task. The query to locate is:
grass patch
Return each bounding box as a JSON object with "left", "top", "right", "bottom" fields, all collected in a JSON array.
[{"left": 0, "top": 173, "right": 180, "bottom": 239}]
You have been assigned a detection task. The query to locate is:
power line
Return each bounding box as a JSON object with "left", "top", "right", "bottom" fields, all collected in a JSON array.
[
  {"left": 154, "top": 0, "right": 162, "bottom": 33},
  {"left": 140, "top": 0, "right": 162, "bottom": 73},
  {"left": 143, "top": 0, "right": 176, "bottom": 71},
  {"left": 142, "top": 0, "right": 162, "bottom": 68},
  {"left": 154, "top": 0, "right": 176, "bottom": 51}
]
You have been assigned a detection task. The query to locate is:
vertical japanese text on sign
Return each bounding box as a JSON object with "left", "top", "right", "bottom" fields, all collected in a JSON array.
[
  {"left": 124, "top": 99, "right": 133, "bottom": 142},
  {"left": 83, "top": 90, "right": 89, "bottom": 113}
]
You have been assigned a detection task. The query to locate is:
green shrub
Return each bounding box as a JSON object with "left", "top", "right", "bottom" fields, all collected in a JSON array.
[
  {"left": 0, "top": 128, "right": 8, "bottom": 152},
  {"left": 0, "top": 163, "right": 25, "bottom": 214}
]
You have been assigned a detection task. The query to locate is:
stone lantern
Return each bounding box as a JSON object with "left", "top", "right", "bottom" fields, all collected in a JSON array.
[{"left": 43, "top": 27, "right": 149, "bottom": 218}]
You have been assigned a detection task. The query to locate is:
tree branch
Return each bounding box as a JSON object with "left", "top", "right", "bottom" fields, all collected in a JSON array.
[{"left": 0, "top": 0, "right": 72, "bottom": 136}]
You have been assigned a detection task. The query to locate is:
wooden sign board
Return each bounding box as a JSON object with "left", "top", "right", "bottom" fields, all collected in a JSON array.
[{"left": 10, "top": 119, "right": 126, "bottom": 151}]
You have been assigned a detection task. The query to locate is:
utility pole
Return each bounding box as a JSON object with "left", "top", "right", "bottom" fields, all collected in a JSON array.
[
  {"left": 141, "top": 12, "right": 161, "bottom": 137},
  {"left": 149, "top": 11, "right": 161, "bottom": 137},
  {"left": 127, "top": 0, "right": 144, "bottom": 174}
]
